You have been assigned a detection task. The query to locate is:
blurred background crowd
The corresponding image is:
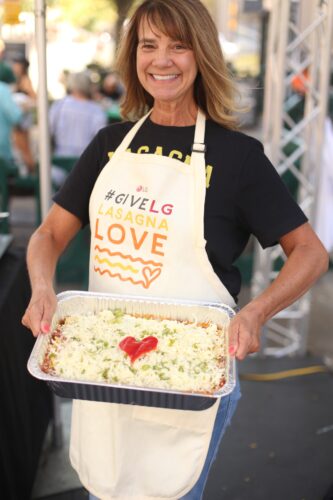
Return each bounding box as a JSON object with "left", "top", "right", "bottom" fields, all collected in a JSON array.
[{"left": 0, "top": 36, "right": 124, "bottom": 178}]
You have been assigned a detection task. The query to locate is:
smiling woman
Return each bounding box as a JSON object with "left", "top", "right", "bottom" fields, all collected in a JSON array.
[
  {"left": 117, "top": 0, "right": 238, "bottom": 127},
  {"left": 23, "top": 0, "right": 328, "bottom": 499}
]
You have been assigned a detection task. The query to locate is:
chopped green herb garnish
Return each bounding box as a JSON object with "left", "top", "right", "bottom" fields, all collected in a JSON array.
[
  {"left": 112, "top": 309, "right": 124, "bottom": 322},
  {"left": 162, "top": 326, "right": 173, "bottom": 336},
  {"left": 116, "top": 329, "right": 126, "bottom": 336}
]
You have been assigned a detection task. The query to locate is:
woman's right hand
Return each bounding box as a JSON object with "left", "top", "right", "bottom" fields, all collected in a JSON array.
[
  {"left": 22, "top": 205, "right": 82, "bottom": 337},
  {"left": 22, "top": 286, "right": 57, "bottom": 337}
]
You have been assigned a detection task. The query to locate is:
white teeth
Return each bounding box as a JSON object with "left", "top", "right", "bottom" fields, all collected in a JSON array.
[{"left": 152, "top": 74, "right": 179, "bottom": 80}]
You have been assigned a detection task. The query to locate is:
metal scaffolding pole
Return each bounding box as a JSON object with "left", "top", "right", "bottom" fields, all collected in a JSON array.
[
  {"left": 251, "top": 0, "right": 333, "bottom": 357},
  {"left": 35, "top": 0, "right": 52, "bottom": 220}
]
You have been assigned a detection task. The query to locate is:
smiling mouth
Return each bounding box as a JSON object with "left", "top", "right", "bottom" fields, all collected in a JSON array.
[{"left": 150, "top": 74, "right": 180, "bottom": 81}]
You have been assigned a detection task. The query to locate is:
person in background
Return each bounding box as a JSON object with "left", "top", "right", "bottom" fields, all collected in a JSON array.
[
  {"left": 12, "top": 55, "right": 36, "bottom": 99},
  {"left": 93, "top": 71, "right": 124, "bottom": 123},
  {"left": 49, "top": 71, "right": 107, "bottom": 158},
  {"left": 22, "top": 1, "right": 329, "bottom": 499},
  {"left": 11, "top": 55, "right": 37, "bottom": 173},
  {"left": 101, "top": 71, "right": 124, "bottom": 102},
  {"left": 0, "top": 77, "right": 22, "bottom": 164},
  {"left": 0, "top": 39, "right": 16, "bottom": 85}
]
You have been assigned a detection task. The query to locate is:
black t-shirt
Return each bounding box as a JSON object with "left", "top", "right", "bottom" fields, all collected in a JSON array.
[{"left": 54, "top": 117, "right": 307, "bottom": 301}]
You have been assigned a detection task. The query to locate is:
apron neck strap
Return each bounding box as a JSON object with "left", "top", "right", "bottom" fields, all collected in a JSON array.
[
  {"left": 114, "top": 110, "right": 153, "bottom": 155},
  {"left": 190, "top": 109, "right": 206, "bottom": 167},
  {"left": 192, "top": 109, "right": 206, "bottom": 150}
]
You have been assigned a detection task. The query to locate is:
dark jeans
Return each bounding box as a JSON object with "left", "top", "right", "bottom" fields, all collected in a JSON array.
[{"left": 180, "top": 378, "right": 241, "bottom": 499}]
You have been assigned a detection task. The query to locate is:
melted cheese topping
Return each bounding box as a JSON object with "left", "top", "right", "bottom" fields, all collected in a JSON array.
[{"left": 42, "top": 309, "right": 227, "bottom": 394}]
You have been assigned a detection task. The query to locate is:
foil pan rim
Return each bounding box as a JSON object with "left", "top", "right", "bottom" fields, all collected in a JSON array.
[{"left": 27, "top": 291, "right": 236, "bottom": 401}]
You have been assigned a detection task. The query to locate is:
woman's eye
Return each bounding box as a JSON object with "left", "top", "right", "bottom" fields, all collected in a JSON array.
[
  {"left": 174, "top": 44, "right": 187, "bottom": 51},
  {"left": 141, "top": 44, "right": 155, "bottom": 50}
]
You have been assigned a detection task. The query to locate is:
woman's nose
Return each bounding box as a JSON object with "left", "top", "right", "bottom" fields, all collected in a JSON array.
[{"left": 153, "top": 49, "right": 173, "bottom": 67}]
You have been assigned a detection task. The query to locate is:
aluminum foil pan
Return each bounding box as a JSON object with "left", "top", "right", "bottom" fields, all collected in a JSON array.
[{"left": 28, "top": 291, "right": 236, "bottom": 411}]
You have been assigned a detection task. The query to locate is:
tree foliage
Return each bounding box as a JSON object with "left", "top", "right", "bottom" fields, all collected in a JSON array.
[
  {"left": 22, "top": 0, "right": 118, "bottom": 32},
  {"left": 22, "top": 0, "right": 138, "bottom": 36},
  {"left": 55, "top": 0, "right": 117, "bottom": 32},
  {"left": 107, "top": 0, "right": 138, "bottom": 48}
]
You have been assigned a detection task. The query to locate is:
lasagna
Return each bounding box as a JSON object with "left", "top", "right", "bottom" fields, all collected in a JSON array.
[{"left": 41, "top": 309, "right": 228, "bottom": 394}]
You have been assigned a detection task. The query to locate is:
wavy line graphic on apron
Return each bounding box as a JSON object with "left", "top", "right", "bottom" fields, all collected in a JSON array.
[{"left": 93, "top": 244, "right": 163, "bottom": 288}]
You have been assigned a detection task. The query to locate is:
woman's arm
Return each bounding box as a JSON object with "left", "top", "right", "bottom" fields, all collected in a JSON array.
[
  {"left": 22, "top": 203, "right": 82, "bottom": 337},
  {"left": 229, "top": 222, "right": 329, "bottom": 360}
]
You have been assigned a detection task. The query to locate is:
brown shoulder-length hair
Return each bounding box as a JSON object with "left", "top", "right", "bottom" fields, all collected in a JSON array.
[{"left": 116, "top": 0, "right": 239, "bottom": 129}]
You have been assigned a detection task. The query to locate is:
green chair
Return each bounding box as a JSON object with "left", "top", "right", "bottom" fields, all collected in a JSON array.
[
  {"left": 0, "top": 157, "right": 39, "bottom": 232},
  {"left": 55, "top": 225, "right": 90, "bottom": 289},
  {"left": 106, "top": 104, "right": 122, "bottom": 124},
  {"left": 51, "top": 156, "right": 89, "bottom": 288},
  {"left": 235, "top": 252, "right": 253, "bottom": 286},
  {"left": 33, "top": 157, "right": 78, "bottom": 225},
  {"left": 1, "top": 157, "right": 19, "bottom": 177},
  {"left": 52, "top": 156, "right": 78, "bottom": 174},
  {"left": 3, "top": 156, "right": 39, "bottom": 196}
]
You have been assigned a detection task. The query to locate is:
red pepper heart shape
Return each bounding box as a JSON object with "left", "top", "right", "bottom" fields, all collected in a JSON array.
[{"left": 119, "top": 336, "right": 158, "bottom": 363}]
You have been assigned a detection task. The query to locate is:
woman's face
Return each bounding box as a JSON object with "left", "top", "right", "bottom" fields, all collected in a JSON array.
[{"left": 136, "top": 18, "right": 198, "bottom": 108}]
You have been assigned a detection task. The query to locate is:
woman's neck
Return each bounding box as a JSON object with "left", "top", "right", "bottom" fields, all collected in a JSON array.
[{"left": 150, "top": 100, "right": 198, "bottom": 126}]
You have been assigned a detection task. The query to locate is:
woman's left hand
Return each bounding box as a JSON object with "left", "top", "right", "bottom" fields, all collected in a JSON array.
[
  {"left": 227, "top": 223, "right": 329, "bottom": 361},
  {"left": 228, "top": 305, "right": 263, "bottom": 360}
]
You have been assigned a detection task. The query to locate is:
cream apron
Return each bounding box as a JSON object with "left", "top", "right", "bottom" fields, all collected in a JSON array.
[{"left": 70, "top": 110, "right": 236, "bottom": 500}]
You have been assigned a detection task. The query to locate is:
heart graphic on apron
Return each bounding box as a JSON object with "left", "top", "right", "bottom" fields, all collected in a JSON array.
[
  {"left": 119, "top": 335, "right": 158, "bottom": 363},
  {"left": 142, "top": 266, "right": 161, "bottom": 288}
]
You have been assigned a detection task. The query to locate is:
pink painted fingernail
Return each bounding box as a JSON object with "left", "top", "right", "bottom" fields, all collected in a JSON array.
[
  {"left": 229, "top": 345, "right": 236, "bottom": 355},
  {"left": 42, "top": 323, "right": 50, "bottom": 333}
]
